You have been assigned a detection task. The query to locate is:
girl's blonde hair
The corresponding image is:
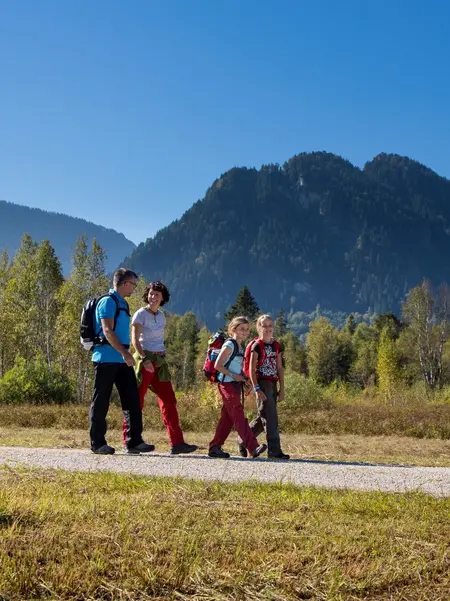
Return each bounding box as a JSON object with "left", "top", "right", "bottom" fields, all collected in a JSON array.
[
  {"left": 256, "top": 314, "right": 273, "bottom": 334},
  {"left": 228, "top": 316, "right": 249, "bottom": 336}
]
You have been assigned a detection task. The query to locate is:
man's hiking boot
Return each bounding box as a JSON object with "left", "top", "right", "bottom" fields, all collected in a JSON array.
[
  {"left": 208, "top": 445, "right": 230, "bottom": 459},
  {"left": 251, "top": 443, "right": 267, "bottom": 459},
  {"left": 238, "top": 442, "right": 248, "bottom": 458},
  {"left": 92, "top": 444, "right": 115, "bottom": 455},
  {"left": 127, "top": 442, "right": 155, "bottom": 454},
  {"left": 171, "top": 442, "right": 198, "bottom": 455},
  {"left": 268, "top": 450, "right": 290, "bottom": 460}
]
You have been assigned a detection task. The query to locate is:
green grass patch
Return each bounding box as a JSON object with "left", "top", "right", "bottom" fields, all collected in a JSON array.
[{"left": 0, "top": 469, "right": 449, "bottom": 600}]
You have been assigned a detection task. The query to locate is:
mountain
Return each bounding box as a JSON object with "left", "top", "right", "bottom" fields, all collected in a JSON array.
[
  {"left": 123, "top": 151, "right": 450, "bottom": 327},
  {"left": 0, "top": 200, "right": 136, "bottom": 274}
]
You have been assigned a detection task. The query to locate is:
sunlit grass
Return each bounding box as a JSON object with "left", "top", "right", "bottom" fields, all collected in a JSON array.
[{"left": 0, "top": 469, "right": 449, "bottom": 600}]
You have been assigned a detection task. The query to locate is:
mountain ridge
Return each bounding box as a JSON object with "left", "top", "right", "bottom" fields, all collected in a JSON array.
[
  {"left": 0, "top": 200, "right": 136, "bottom": 274},
  {"left": 123, "top": 151, "right": 450, "bottom": 327}
]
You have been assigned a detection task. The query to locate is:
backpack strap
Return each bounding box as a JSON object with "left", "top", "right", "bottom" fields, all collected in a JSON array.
[{"left": 95, "top": 293, "right": 125, "bottom": 344}]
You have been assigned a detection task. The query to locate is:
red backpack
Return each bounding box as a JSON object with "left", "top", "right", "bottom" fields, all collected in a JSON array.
[
  {"left": 203, "top": 332, "right": 240, "bottom": 383},
  {"left": 243, "top": 338, "right": 281, "bottom": 377}
]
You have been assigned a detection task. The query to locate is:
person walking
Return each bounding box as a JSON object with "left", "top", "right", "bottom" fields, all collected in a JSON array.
[
  {"left": 208, "top": 316, "right": 267, "bottom": 459},
  {"left": 124, "top": 280, "right": 197, "bottom": 455},
  {"left": 89, "top": 268, "right": 155, "bottom": 455}
]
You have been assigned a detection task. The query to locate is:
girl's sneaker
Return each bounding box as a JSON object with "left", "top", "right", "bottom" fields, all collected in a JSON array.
[
  {"left": 238, "top": 443, "right": 248, "bottom": 458},
  {"left": 251, "top": 443, "right": 268, "bottom": 458},
  {"left": 208, "top": 445, "right": 230, "bottom": 458}
]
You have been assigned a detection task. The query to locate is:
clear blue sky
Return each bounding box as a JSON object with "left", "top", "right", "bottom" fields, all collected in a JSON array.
[{"left": 1, "top": 0, "right": 449, "bottom": 245}]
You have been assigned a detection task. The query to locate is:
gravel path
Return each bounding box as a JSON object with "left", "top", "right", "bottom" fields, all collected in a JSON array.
[{"left": 1, "top": 446, "right": 450, "bottom": 497}]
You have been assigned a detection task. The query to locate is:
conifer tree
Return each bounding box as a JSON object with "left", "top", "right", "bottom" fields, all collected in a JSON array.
[
  {"left": 274, "top": 308, "right": 288, "bottom": 338},
  {"left": 224, "top": 285, "right": 260, "bottom": 323}
]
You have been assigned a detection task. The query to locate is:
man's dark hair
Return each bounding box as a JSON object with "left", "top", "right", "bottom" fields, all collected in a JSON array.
[
  {"left": 143, "top": 280, "right": 170, "bottom": 306},
  {"left": 114, "top": 268, "right": 138, "bottom": 287}
]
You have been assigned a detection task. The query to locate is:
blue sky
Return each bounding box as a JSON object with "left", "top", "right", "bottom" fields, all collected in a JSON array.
[{"left": 1, "top": 0, "right": 449, "bottom": 245}]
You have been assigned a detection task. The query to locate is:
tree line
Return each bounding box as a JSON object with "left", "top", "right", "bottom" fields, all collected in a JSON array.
[{"left": 1, "top": 234, "right": 450, "bottom": 405}]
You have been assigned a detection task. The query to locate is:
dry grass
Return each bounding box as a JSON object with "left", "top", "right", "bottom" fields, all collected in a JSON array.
[
  {"left": 1, "top": 428, "right": 450, "bottom": 468},
  {"left": 0, "top": 469, "right": 449, "bottom": 600}
]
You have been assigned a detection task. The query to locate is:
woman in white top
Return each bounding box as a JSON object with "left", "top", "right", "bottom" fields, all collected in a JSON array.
[{"left": 122, "top": 281, "right": 197, "bottom": 455}]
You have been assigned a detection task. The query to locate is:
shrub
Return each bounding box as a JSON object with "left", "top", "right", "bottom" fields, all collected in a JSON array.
[
  {"left": 0, "top": 356, "right": 74, "bottom": 404},
  {"left": 283, "top": 372, "right": 329, "bottom": 410}
]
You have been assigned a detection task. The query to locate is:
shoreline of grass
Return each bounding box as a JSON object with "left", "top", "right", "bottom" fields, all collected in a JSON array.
[{"left": 1, "top": 469, "right": 449, "bottom": 600}]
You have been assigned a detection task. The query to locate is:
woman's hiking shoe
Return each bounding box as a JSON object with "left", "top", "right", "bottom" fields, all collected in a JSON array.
[
  {"left": 92, "top": 444, "right": 115, "bottom": 455},
  {"left": 238, "top": 443, "right": 248, "bottom": 458},
  {"left": 127, "top": 442, "right": 155, "bottom": 454},
  {"left": 171, "top": 443, "right": 198, "bottom": 455},
  {"left": 268, "top": 451, "right": 290, "bottom": 460},
  {"left": 251, "top": 443, "right": 268, "bottom": 458},
  {"left": 208, "top": 445, "right": 230, "bottom": 458}
]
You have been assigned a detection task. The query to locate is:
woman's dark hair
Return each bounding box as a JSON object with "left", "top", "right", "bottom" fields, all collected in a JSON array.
[{"left": 143, "top": 280, "right": 170, "bottom": 306}]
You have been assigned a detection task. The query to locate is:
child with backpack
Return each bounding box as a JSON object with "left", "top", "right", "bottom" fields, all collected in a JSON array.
[
  {"left": 208, "top": 316, "right": 267, "bottom": 459},
  {"left": 122, "top": 280, "right": 197, "bottom": 455},
  {"left": 239, "top": 314, "right": 290, "bottom": 460}
]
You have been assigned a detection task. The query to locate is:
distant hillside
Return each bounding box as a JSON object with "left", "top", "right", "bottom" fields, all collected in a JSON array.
[
  {"left": 0, "top": 201, "right": 135, "bottom": 274},
  {"left": 123, "top": 151, "right": 450, "bottom": 328}
]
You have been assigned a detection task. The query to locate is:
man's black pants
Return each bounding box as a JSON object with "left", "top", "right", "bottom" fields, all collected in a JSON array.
[{"left": 90, "top": 362, "right": 144, "bottom": 451}]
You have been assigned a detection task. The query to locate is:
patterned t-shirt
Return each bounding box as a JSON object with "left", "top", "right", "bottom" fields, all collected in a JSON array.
[{"left": 251, "top": 340, "right": 279, "bottom": 381}]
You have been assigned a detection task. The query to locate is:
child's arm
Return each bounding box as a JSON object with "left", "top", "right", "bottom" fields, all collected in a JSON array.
[
  {"left": 216, "top": 345, "right": 246, "bottom": 382},
  {"left": 250, "top": 350, "right": 267, "bottom": 401},
  {"left": 276, "top": 351, "right": 285, "bottom": 401}
]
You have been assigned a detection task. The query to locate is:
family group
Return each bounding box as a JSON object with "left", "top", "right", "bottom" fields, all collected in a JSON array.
[{"left": 88, "top": 268, "right": 289, "bottom": 461}]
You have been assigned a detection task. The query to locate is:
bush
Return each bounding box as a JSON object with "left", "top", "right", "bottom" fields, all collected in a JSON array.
[
  {"left": 283, "top": 372, "right": 329, "bottom": 410},
  {"left": 0, "top": 356, "right": 74, "bottom": 404}
]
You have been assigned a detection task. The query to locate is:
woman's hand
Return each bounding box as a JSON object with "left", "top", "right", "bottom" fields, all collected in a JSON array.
[
  {"left": 256, "top": 389, "right": 267, "bottom": 401},
  {"left": 142, "top": 359, "right": 154, "bottom": 373},
  {"left": 278, "top": 387, "right": 285, "bottom": 402}
]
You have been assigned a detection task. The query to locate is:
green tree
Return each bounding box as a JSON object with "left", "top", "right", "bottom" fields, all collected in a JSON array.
[
  {"left": 344, "top": 313, "right": 356, "bottom": 336},
  {"left": 306, "top": 317, "right": 352, "bottom": 384},
  {"left": 56, "top": 236, "right": 109, "bottom": 402},
  {"left": 0, "top": 249, "right": 11, "bottom": 376},
  {"left": 349, "top": 322, "right": 379, "bottom": 386},
  {"left": 34, "top": 240, "right": 64, "bottom": 371},
  {"left": 274, "top": 308, "right": 288, "bottom": 338},
  {"left": 224, "top": 286, "right": 260, "bottom": 323},
  {"left": 166, "top": 312, "right": 199, "bottom": 390},
  {"left": 279, "top": 330, "right": 306, "bottom": 373},
  {"left": 402, "top": 280, "right": 450, "bottom": 390},
  {"left": 376, "top": 327, "right": 401, "bottom": 401},
  {"left": 2, "top": 234, "right": 39, "bottom": 361}
]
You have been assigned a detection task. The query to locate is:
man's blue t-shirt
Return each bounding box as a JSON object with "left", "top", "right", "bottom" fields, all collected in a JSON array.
[{"left": 91, "top": 289, "right": 130, "bottom": 363}]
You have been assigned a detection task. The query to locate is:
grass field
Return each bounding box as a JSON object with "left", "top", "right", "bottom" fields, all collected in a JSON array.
[{"left": 0, "top": 469, "right": 449, "bottom": 601}]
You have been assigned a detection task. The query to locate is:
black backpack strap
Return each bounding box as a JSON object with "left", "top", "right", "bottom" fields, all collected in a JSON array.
[{"left": 95, "top": 293, "right": 123, "bottom": 345}]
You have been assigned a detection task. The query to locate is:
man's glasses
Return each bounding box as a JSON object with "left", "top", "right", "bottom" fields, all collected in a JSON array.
[{"left": 125, "top": 281, "right": 137, "bottom": 288}]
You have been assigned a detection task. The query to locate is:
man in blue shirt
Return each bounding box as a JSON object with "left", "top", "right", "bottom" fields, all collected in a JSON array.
[{"left": 90, "top": 268, "right": 154, "bottom": 455}]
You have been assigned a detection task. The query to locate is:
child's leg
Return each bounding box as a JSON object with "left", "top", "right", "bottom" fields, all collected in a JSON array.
[
  {"left": 122, "top": 365, "right": 155, "bottom": 446},
  {"left": 209, "top": 400, "right": 234, "bottom": 449},
  {"left": 215, "top": 383, "right": 259, "bottom": 454},
  {"left": 258, "top": 380, "right": 281, "bottom": 455},
  {"left": 150, "top": 371, "right": 185, "bottom": 446}
]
